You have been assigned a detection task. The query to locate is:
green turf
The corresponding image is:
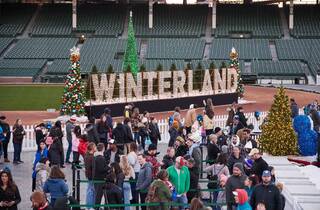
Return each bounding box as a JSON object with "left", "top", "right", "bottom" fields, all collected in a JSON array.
[{"left": 0, "top": 85, "right": 64, "bottom": 111}]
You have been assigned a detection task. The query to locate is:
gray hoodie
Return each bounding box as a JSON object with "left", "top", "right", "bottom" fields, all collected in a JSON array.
[{"left": 136, "top": 162, "right": 153, "bottom": 191}]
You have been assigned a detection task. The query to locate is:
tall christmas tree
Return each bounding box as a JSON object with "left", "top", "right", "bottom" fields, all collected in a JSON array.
[
  {"left": 60, "top": 47, "right": 86, "bottom": 116},
  {"left": 259, "top": 87, "right": 298, "bottom": 156},
  {"left": 123, "top": 11, "right": 139, "bottom": 76},
  {"left": 229, "top": 47, "right": 244, "bottom": 98}
]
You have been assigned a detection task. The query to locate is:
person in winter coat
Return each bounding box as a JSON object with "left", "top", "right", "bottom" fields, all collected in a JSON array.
[
  {"left": 236, "top": 107, "right": 247, "bottom": 128},
  {"left": 207, "top": 134, "right": 220, "bottom": 164},
  {"left": 233, "top": 189, "right": 252, "bottom": 210},
  {"left": 104, "top": 173, "right": 123, "bottom": 209},
  {"left": 32, "top": 141, "right": 49, "bottom": 191},
  {"left": 110, "top": 162, "right": 125, "bottom": 188},
  {"left": 149, "top": 117, "right": 161, "bottom": 147},
  {"left": 290, "top": 98, "right": 299, "bottom": 119},
  {"left": 93, "top": 143, "right": 111, "bottom": 209},
  {"left": 104, "top": 108, "right": 113, "bottom": 131},
  {"left": 72, "top": 126, "right": 81, "bottom": 165},
  {"left": 136, "top": 154, "right": 153, "bottom": 210},
  {"left": 186, "top": 158, "right": 200, "bottom": 202},
  {"left": 31, "top": 191, "right": 52, "bottom": 210},
  {"left": 230, "top": 116, "right": 244, "bottom": 136},
  {"left": 167, "top": 156, "right": 190, "bottom": 210},
  {"left": 0, "top": 115, "right": 11, "bottom": 163},
  {"left": 112, "top": 122, "right": 126, "bottom": 152},
  {"left": 84, "top": 142, "right": 96, "bottom": 208},
  {"left": 186, "top": 132, "right": 202, "bottom": 170},
  {"left": 146, "top": 170, "right": 172, "bottom": 210},
  {"left": 84, "top": 117, "right": 100, "bottom": 145},
  {"left": 49, "top": 121, "right": 64, "bottom": 167},
  {"left": 203, "top": 113, "right": 214, "bottom": 137},
  {"left": 168, "top": 121, "right": 179, "bottom": 147},
  {"left": 0, "top": 170, "right": 21, "bottom": 210},
  {"left": 248, "top": 149, "right": 269, "bottom": 181},
  {"left": 34, "top": 123, "right": 46, "bottom": 148},
  {"left": 215, "top": 127, "right": 227, "bottom": 150},
  {"left": 35, "top": 158, "right": 51, "bottom": 191},
  {"left": 226, "top": 103, "right": 237, "bottom": 127},
  {"left": 48, "top": 134, "right": 63, "bottom": 167},
  {"left": 244, "top": 175, "right": 259, "bottom": 200},
  {"left": 250, "top": 170, "right": 282, "bottom": 210},
  {"left": 227, "top": 146, "right": 245, "bottom": 175},
  {"left": 139, "top": 118, "right": 150, "bottom": 151},
  {"left": 104, "top": 139, "right": 121, "bottom": 166},
  {"left": 65, "top": 117, "right": 76, "bottom": 164},
  {"left": 276, "top": 182, "right": 286, "bottom": 210},
  {"left": 162, "top": 147, "right": 175, "bottom": 169},
  {"left": 225, "top": 163, "right": 247, "bottom": 210},
  {"left": 185, "top": 104, "right": 197, "bottom": 134},
  {"left": 123, "top": 118, "right": 134, "bottom": 154},
  {"left": 145, "top": 144, "right": 162, "bottom": 179},
  {"left": 175, "top": 136, "right": 188, "bottom": 158},
  {"left": 228, "top": 135, "right": 244, "bottom": 155},
  {"left": 96, "top": 115, "right": 111, "bottom": 148},
  {"left": 119, "top": 155, "right": 135, "bottom": 210},
  {"left": 43, "top": 166, "right": 68, "bottom": 207},
  {"left": 12, "top": 119, "right": 25, "bottom": 164},
  {"left": 78, "top": 135, "right": 88, "bottom": 158},
  {"left": 127, "top": 142, "right": 140, "bottom": 208},
  {"left": 205, "top": 98, "right": 215, "bottom": 119}
]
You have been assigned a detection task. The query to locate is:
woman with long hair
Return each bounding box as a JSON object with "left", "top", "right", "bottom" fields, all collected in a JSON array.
[
  {"left": 0, "top": 170, "right": 21, "bottom": 210},
  {"left": 72, "top": 125, "right": 82, "bottom": 165},
  {"left": 190, "top": 198, "right": 211, "bottom": 210},
  {"left": 12, "top": 119, "right": 25, "bottom": 164},
  {"left": 127, "top": 142, "right": 140, "bottom": 208},
  {"left": 120, "top": 155, "right": 135, "bottom": 210},
  {"left": 43, "top": 165, "right": 68, "bottom": 206},
  {"left": 32, "top": 140, "right": 49, "bottom": 191},
  {"left": 97, "top": 114, "right": 110, "bottom": 147},
  {"left": 48, "top": 121, "right": 64, "bottom": 167}
]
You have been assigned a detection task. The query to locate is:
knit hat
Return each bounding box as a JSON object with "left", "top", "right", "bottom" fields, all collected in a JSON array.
[
  {"left": 176, "top": 136, "right": 185, "bottom": 144},
  {"left": 233, "top": 189, "right": 248, "bottom": 205},
  {"left": 172, "top": 120, "right": 179, "bottom": 129},
  {"left": 233, "top": 163, "right": 244, "bottom": 173}
]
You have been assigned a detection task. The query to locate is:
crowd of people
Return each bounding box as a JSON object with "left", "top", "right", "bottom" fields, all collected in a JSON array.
[{"left": 0, "top": 98, "right": 299, "bottom": 210}]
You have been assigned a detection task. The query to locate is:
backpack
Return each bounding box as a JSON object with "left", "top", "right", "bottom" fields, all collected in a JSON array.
[
  {"left": 146, "top": 183, "right": 160, "bottom": 203},
  {"left": 207, "top": 165, "right": 224, "bottom": 189}
]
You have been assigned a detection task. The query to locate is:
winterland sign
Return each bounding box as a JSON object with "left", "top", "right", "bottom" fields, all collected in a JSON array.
[{"left": 90, "top": 68, "right": 238, "bottom": 104}]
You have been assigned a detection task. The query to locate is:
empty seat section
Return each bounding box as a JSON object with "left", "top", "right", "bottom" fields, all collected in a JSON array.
[
  {"left": 78, "top": 4, "right": 126, "bottom": 37},
  {"left": 146, "top": 38, "right": 205, "bottom": 60},
  {"left": 210, "top": 39, "right": 271, "bottom": 60},
  {"left": 0, "top": 4, "right": 36, "bottom": 36},
  {"left": 0, "top": 59, "right": 45, "bottom": 77},
  {"left": 0, "top": 38, "right": 13, "bottom": 54},
  {"left": 251, "top": 60, "right": 304, "bottom": 77},
  {"left": 215, "top": 5, "right": 282, "bottom": 38}
]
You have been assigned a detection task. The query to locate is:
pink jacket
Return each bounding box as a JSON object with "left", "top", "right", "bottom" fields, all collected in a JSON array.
[{"left": 72, "top": 133, "right": 80, "bottom": 152}]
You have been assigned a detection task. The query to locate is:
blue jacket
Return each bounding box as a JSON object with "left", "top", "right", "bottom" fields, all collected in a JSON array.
[
  {"left": 237, "top": 202, "right": 252, "bottom": 210},
  {"left": 43, "top": 178, "right": 68, "bottom": 199},
  {"left": 32, "top": 148, "right": 49, "bottom": 178}
]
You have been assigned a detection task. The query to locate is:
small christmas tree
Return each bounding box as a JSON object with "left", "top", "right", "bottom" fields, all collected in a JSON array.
[
  {"left": 61, "top": 47, "right": 86, "bottom": 115},
  {"left": 229, "top": 47, "right": 244, "bottom": 98},
  {"left": 123, "top": 11, "right": 139, "bottom": 76},
  {"left": 259, "top": 87, "right": 298, "bottom": 156}
]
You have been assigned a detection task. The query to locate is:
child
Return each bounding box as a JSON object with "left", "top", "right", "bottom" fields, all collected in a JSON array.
[
  {"left": 233, "top": 189, "right": 252, "bottom": 210},
  {"left": 35, "top": 157, "right": 51, "bottom": 191},
  {"left": 276, "top": 182, "right": 286, "bottom": 210}
]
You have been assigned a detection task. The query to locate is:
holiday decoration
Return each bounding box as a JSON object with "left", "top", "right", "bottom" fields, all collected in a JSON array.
[
  {"left": 259, "top": 87, "right": 298, "bottom": 156},
  {"left": 172, "top": 70, "right": 186, "bottom": 97},
  {"left": 227, "top": 68, "right": 238, "bottom": 92},
  {"left": 158, "top": 71, "right": 172, "bottom": 99},
  {"left": 60, "top": 47, "right": 86, "bottom": 115},
  {"left": 293, "top": 115, "right": 318, "bottom": 156},
  {"left": 126, "top": 72, "right": 142, "bottom": 101},
  {"left": 123, "top": 11, "right": 139, "bottom": 76},
  {"left": 214, "top": 68, "right": 226, "bottom": 94},
  {"left": 201, "top": 69, "right": 213, "bottom": 94},
  {"left": 229, "top": 47, "right": 244, "bottom": 98},
  {"left": 143, "top": 71, "right": 158, "bottom": 99}
]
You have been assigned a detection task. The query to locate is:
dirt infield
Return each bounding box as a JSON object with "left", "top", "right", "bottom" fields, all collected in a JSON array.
[{"left": 1, "top": 85, "right": 319, "bottom": 125}]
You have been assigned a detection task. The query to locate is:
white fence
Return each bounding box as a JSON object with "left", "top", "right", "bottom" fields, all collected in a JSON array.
[{"left": 7, "top": 111, "right": 269, "bottom": 152}]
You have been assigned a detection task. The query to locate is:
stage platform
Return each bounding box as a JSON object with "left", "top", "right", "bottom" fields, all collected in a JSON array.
[
  {"left": 264, "top": 156, "right": 320, "bottom": 210},
  {"left": 85, "top": 92, "right": 238, "bottom": 118}
]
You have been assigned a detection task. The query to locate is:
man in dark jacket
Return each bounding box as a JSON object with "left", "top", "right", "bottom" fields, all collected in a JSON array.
[
  {"left": 215, "top": 127, "right": 227, "bottom": 149},
  {"left": 84, "top": 117, "right": 100, "bottom": 145},
  {"left": 149, "top": 117, "right": 161, "bottom": 146},
  {"left": 225, "top": 163, "right": 247, "bottom": 210},
  {"left": 162, "top": 147, "right": 175, "bottom": 169},
  {"left": 206, "top": 134, "right": 220, "bottom": 164},
  {"left": 65, "top": 117, "right": 75, "bottom": 164},
  {"left": 236, "top": 107, "right": 247, "bottom": 127},
  {"left": 93, "top": 143, "right": 111, "bottom": 210},
  {"left": 0, "top": 115, "right": 11, "bottom": 163},
  {"left": 290, "top": 98, "right": 299, "bottom": 119},
  {"left": 248, "top": 148, "right": 269, "bottom": 181},
  {"left": 123, "top": 118, "right": 134, "bottom": 154},
  {"left": 186, "top": 158, "right": 199, "bottom": 202},
  {"left": 112, "top": 122, "right": 126, "bottom": 152},
  {"left": 104, "top": 173, "right": 123, "bottom": 208},
  {"left": 136, "top": 154, "right": 153, "bottom": 210},
  {"left": 104, "top": 139, "right": 121, "bottom": 166},
  {"left": 230, "top": 115, "right": 244, "bottom": 135},
  {"left": 186, "top": 135, "right": 202, "bottom": 170},
  {"left": 250, "top": 170, "right": 282, "bottom": 210}
]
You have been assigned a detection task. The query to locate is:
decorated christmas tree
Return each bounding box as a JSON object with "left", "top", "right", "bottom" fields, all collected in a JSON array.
[
  {"left": 259, "top": 87, "right": 298, "bottom": 156},
  {"left": 123, "top": 11, "right": 139, "bottom": 76},
  {"left": 60, "top": 47, "right": 86, "bottom": 116},
  {"left": 229, "top": 47, "right": 244, "bottom": 98}
]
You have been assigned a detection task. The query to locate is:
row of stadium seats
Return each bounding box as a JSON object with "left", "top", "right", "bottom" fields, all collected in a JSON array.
[
  {"left": 0, "top": 38, "right": 13, "bottom": 54},
  {"left": 0, "top": 58, "right": 45, "bottom": 77},
  {"left": 210, "top": 39, "right": 272, "bottom": 60},
  {"left": 0, "top": 4, "right": 36, "bottom": 37},
  {"left": 133, "top": 4, "right": 207, "bottom": 38},
  {"left": 251, "top": 60, "right": 304, "bottom": 77},
  {"left": 288, "top": 5, "right": 320, "bottom": 38},
  {"left": 146, "top": 38, "right": 205, "bottom": 60},
  {"left": 215, "top": 5, "right": 283, "bottom": 38}
]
